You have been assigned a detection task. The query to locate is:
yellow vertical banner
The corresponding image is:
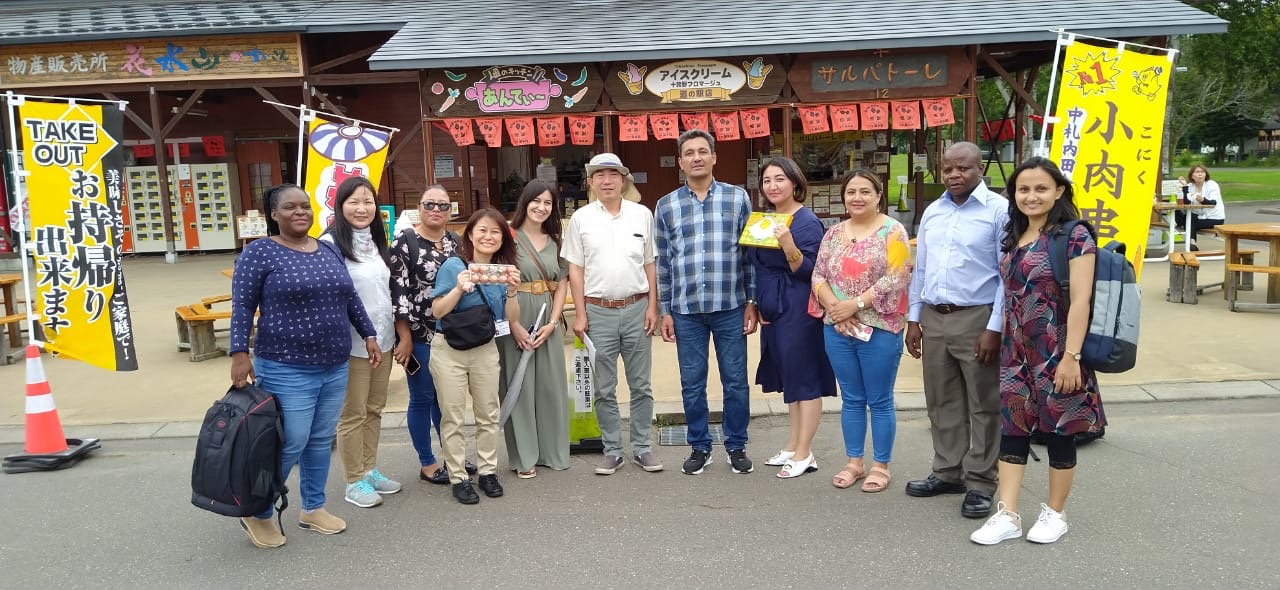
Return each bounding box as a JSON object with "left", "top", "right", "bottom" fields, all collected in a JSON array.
[
  {"left": 1052, "top": 41, "right": 1172, "bottom": 278},
  {"left": 21, "top": 99, "right": 138, "bottom": 370},
  {"left": 302, "top": 114, "right": 392, "bottom": 236}
]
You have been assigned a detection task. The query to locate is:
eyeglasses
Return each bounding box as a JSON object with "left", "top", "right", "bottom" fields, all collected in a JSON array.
[{"left": 419, "top": 202, "right": 450, "bottom": 211}]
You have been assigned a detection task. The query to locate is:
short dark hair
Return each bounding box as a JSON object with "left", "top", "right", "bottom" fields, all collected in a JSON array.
[
  {"left": 263, "top": 183, "right": 303, "bottom": 236},
  {"left": 509, "top": 179, "right": 563, "bottom": 246},
  {"left": 457, "top": 208, "right": 517, "bottom": 265},
  {"left": 323, "top": 176, "right": 388, "bottom": 264},
  {"left": 760, "top": 157, "right": 809, "bottom": 204},
  {"left": 840, "top": 169, "right": 888, "bottom": 214},
  {"left": 1002, "top": 156, "right": 1080, "bottom": 253},
  {"left": 677, "top": 128, "right": 716, "bottom": 154}
]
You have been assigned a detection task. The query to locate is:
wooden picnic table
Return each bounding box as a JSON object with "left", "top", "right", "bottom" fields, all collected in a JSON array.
[
  {"left": 1215, "top": 222, "right": 1280, "bottom": 311},
  {"left": 1, "top": 273, "right": 25, "bottom": 350}
]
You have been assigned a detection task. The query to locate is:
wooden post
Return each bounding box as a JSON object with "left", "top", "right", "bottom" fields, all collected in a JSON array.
[
  {"left": 782, "top": 106, "right": 793, "bottom": 159},
  {"left": 149, "top": 86, "right": 178, "bottom": 263},
  {"left": 965, "top": 46, "right": 978, "bottom": 143}
]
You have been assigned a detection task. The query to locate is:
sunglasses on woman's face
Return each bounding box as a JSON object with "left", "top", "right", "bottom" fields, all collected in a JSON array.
[{"left": 420, "top": 202, "right": 450, "bottom": 211}]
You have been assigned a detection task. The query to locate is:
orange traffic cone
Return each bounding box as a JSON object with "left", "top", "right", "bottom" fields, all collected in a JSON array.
[
  {"left": 22, "top": 344, "right": 68, "bottom": 454},
  {"left": 3, "top": 345, "right": 100, "bottom": 474}
]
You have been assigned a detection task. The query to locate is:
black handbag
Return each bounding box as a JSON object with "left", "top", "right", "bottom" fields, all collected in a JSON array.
[{"left": 439, "top": 287, "right": 497, "bottom": 350}]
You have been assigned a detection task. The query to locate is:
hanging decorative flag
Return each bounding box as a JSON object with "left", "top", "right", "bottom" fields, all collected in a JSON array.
[
  {"left": 536, "top": 117, "right": 566, "bottom": 146},
  {"left": 891, "top": 101, "right": 922, "bottom": 130},
  {"left": 859, "top": 103, "right": 890, "bottom": 130},
  {"left": 303, "top": 113, "right": 393, "bottom": 236},
  {"left": 19, "top": 99, "right": 138, "bottom": 371},
  {"left": 506, "top": 117, "right": 536, "bottom": 146},
  {"left": 444, "top": 118, "right": 475, "bottom": 146},
  {"left": 711, "top": 111, "right": 741, "bottom": 141},
  {"left": 797, "top": 105, "right": 830, "bottom": 135},
  {"left": 475, "top": 118, "right": 503, "bottom": 147},
  {"left": 921, "top": 98, "right": 955, "bottom": 127},
  {"left": 567, "top": 115, "right": 595, "bottom": 145},
  {"left": 132, "top": 144, "right": 154, "bottom": 158},
  {"left": 680, "top": 112, "right": 709, "bottom": 131},
  {"left": 650, "top": 113, "right": 679, "bottom": 140},
  {"left": 1051, "top": 39, "right": 1173, "bottom": 277},
  {"left": 830, "top": 105, "right": 859, "bottom": 132},
  {"left": 740, "top": 108, "right": 770, "bottom": 138},
  {"left": 618, "top": 114, "right": 648, "bottom": 142},
  {"left": 201, "top": 135, "right": 226, "bottom": 157}
]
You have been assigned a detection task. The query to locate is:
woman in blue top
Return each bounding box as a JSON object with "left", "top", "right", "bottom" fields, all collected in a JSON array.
[
  {"left": 230, "top": 184, "right": 380, "bottom": 549},
  {"left": 432, "top": 208, "right": 520, "bottom": 505}
]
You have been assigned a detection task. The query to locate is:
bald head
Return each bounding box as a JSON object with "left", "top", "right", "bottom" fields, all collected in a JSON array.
[{"left": 941, "top": 142, "right": 983, "bottom": 201}]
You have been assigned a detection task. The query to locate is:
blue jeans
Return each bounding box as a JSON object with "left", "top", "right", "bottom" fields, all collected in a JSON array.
[
  {"left": 253, "top": 357, "right": 349, "bottom": 515},
  {"left": 824, "top": 325, "right": 902, "bottom": 463},
  {"left": 406, "top": 340, "right": 443, "bottom": 467},
  {"left": 672, "top": 307, "right": 750, "bottom": 452}
]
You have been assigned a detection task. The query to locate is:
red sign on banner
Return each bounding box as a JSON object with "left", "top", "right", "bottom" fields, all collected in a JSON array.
[
  {"left": 618, "top": 114, "right": 648, "bottom": 142},
  {"left": 797, "top": 105, "right": 830, "bottom": 135},
  {"left": 444, "top": 118, "right": 475, "bottom": 146},
  {"left": 921, "top": 98, "right": 956, "bottom": 127},
  {"left": 830, "top": 105, "right": 859, "bottom": 132},
  {"left": 859, "top": 103, "right": 889, "bottom": 130},
  {"left": 891, "top": 101, "right": 921, "bottom": 130},
  {"left": 567, "top": 115, "right": 595, "bottom": 145},
  {"left": 650, "top": 113, "right": 679, "bottom": 140},
  {"left": 711, "top": 112, "right": 741, "bottom": 141},
  {"left": 536, "top": 117, "right": 566, "bottom": 146},
  {"left": 740, "top": 108, "right": 770, "bottom": 138},
  {"left": 680, "top": 112, "right": 709, "bottom": 132},
  {"left": 506, "top": 117, "right": 536, "bottom": 146},
  {"left": 476, "top": 118, "right": 503, "bottom": 147}
]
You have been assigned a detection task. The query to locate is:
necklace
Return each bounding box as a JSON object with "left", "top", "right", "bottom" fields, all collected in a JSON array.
[
  {"left": 274, "top": 235, "right": 314, "bottom": 252},
  {"left": 845, "top": 217, "right": 879, "bottom": 244}
]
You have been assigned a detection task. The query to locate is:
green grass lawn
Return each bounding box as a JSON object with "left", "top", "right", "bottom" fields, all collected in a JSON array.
[{"left": 1207, "top": 168, "right": 1280, "bottom": 202}]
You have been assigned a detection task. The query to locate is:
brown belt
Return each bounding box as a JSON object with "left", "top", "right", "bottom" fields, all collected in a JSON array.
[
  {"left": 516, "top": 280, "right": 555, "bottom": 295},
  {"left": 583, "top": 293, "right": 648, "bottom": 309},
  {"left": 930, "top": 303, "right": 978, "bottom": 314}
]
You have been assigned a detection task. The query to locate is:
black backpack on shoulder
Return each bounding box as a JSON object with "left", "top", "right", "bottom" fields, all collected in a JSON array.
[{"left": 191, "top": 384, "right": 288, "bottom": 520}]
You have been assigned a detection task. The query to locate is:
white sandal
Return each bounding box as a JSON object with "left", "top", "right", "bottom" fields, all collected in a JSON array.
[
  {"left": 765, "top": 450, "right": 795, "bottom": 466},
  {"left": 777, "top": 454, "right": 817, "bottom": 479}
]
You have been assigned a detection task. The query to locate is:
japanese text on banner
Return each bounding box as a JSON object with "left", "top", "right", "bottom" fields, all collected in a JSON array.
[
  {"left": 21, "top": 100, "right": 137, "bottom": 371},
  {"left": 1052, "top": 41, "right": 1171, "bottom": 278},
  {"left": 302, "top": 114, "right": 392, "bottom": 236}
]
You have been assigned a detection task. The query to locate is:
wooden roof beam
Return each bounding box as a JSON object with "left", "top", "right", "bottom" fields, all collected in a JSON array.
[
  {"left": 252, "top": 86, "right": 300, "bottom": 127},
  {"left": 159, "top": 89, "right": 205, "bottom": 139},
  {"left": 309, "top": 45, "right": 382, "bottom": 74},
  {"left": 978, "top": 48, "right": 1045, "bottom": 116}
]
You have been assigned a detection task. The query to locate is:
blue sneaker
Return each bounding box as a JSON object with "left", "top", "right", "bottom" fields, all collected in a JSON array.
[
  {"left": 344, "top": 479, "right": 383, "bottom": 508},
  {"left": 365, "top": 468, "right": 402, "bottom": 495}
]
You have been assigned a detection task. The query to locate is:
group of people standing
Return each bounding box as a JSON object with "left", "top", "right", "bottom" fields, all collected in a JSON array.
[{"left": 227, "top": 132, "right": 1104, "bottom": 549}]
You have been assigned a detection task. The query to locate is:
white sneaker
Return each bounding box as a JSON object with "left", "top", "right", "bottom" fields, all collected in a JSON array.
[
  {"left": 1026, "top": 503, "right": 1069, "bottom": 544},
  {"left": 970, "top": 502, "right": 1023, "bottom": 545}
]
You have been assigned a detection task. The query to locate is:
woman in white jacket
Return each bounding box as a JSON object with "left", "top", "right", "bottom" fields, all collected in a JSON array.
[{"left": 1176, "top": 164, "right": 1226, "bottom": 249}]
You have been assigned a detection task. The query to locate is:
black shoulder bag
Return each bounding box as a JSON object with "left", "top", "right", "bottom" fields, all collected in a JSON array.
[{"left": 438, "top": 275, "right": 498, "bottom": 350}]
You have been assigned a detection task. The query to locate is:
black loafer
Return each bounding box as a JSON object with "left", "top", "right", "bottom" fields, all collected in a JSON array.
[
  {"left": 452, "top": 480, "right": 480, "bottom": 505},
  {"left": 420, "top": 467, "right": 450, "bottom": 485},
  {"left": 477, "top": 474, "right": 504, "bottom": 498},
  {"left": 465, "top": 461, "right": 478, "bottom": 475},
  {"left": 961, "top": 490, "right": 993, "bottom": 519},
  {"left": 905, "top": 474, "right": 967, "bottom": 497}
]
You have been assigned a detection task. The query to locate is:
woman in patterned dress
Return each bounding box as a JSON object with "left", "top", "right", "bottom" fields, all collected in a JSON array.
[
  {"left": 970, "top": 157, "right": 1105, "bottom": 546},
  {"left": 811, "top": 170, "right": 912, "bottom": 492}
]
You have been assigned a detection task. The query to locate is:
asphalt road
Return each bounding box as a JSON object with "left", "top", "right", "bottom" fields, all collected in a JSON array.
[{"left": 1, "top": 398, "right": 1277, "bottom": 589}]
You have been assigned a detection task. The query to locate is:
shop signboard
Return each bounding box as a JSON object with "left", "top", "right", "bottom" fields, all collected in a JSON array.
[
  {"left": 424, "top": 64, "right": 604, "bottom": 117},
  {"left": 789, "top": 48, "right": 970, "bottom": 102},
  {"left": 606, "top": 56, "right": 785, "bottom": 111},
  {"left": 0, "top": 34, "right": 303, "bottom": 88}
]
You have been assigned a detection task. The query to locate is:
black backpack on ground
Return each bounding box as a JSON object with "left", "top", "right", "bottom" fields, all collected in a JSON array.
[{"left": 191, "top": 384, "right": 288, "bottom": 521}]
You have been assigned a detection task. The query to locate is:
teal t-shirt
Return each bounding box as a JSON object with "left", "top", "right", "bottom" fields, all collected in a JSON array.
[{"left": 432, "top": 257, "right": 507, "bottom": 318}]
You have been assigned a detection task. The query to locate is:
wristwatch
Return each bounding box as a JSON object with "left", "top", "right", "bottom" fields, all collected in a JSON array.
[
  {"left": 1065, "top": 349, "right": 1082, "bottom": 361},
  {"left": 856, "top": 297, "right": 865, "bottom": 310}
]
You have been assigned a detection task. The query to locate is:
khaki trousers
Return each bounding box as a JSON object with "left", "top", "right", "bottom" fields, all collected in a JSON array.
[
  {"left": 431, "top": 338, "right": 501, "bottom": 484},
  {"left": 919, "top": 305, "right": 1001, "bottom": 493},
  {"left": 337, "top": 353, "right": 393, "bottom": 483}
]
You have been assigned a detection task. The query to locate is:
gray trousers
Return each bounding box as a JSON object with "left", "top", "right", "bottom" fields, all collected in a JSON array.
[
  {"left": 920, "top": 305, "right": 1001, "bottom": 494},
  {"left": 587, "top": 301, "right": 654, "bottom": 456}
]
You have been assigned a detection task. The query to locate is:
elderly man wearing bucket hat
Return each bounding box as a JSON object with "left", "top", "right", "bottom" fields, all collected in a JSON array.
[{"left": 561, "top": 153, "right": 663, "bottom": 475}]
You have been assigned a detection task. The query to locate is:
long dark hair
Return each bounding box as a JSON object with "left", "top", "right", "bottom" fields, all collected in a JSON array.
[
  {"left": 323, "top": 176, "right": 389, "bottom": 264},
  {"left": 1001, "top": 157, "right": 1080, "bottom": 253},
  {"left": 456, "top": 208, "right": 517, "bottom": 265},
  {"left": 760, "top": 157, "right": 809, "bottom": 204},
  {"left": 840, "top": 168, "right": 888, "bottom": 214},
  {"left": 509, "top": 179, "right": 563, "bottom": 246},
  {"left": 263, "top": 183, "right": 303, "bottom": 236}
]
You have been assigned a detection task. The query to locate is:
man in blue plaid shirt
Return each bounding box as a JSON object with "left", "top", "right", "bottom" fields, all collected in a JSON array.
[{"left": 656, "top": 129, "right": 759, "bottom": 476}]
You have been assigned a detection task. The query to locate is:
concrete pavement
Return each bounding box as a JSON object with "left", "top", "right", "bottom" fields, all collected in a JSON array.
[{"left": 1, "top": 202, "right": 1277, "bottom": 435}]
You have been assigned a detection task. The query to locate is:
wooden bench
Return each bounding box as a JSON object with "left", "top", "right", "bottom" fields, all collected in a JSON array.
[
  {"left": 1225, "top": 264, "right": 1280, "bottom": 312},
  {"left": 1168, "top": 249, "right": 1259, "bottom": 304},
  {"left": 0, "top": 313, "right": 25, "bottom": 366},
  {"left": 175, "top": 302, "right": 233, "bottom": 362}
]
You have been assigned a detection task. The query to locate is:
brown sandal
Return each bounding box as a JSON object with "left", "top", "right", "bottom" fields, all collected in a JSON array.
[
  {"left": 832, "top": 461, "right": 866, "bottom": 489},
  {"left": 861, "top": 466, "right": 891, "bottom": 493}
]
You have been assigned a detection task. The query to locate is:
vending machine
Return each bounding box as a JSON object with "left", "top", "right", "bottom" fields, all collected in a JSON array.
[{"left": 122, "top": 163, "right": 238, "bottom": 253}]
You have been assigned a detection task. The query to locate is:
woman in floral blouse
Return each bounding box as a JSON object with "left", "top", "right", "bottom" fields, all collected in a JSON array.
[
  {"left": 811, "top": 169, "right": 912, "bottom": 493},
  {"left": 389, "top": 185, "right": 466, "bottom": 485}
]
